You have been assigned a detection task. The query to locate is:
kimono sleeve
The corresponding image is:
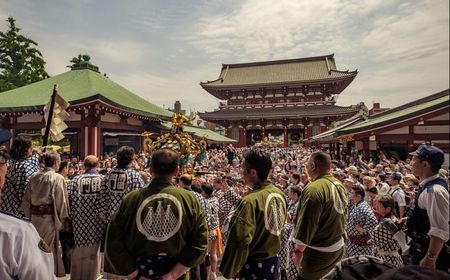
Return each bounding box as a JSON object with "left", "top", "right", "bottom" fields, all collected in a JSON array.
[
  {"left": 219, "top": 199, "right": 255, "bottom": 278},
  {"left": 293, "top": 187, "right": 324, "bottom": 245}
]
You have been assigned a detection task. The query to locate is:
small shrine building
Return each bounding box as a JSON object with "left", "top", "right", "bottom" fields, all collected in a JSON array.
[{"left": 0, "top": 62, "right": 173, "bottom": 157}]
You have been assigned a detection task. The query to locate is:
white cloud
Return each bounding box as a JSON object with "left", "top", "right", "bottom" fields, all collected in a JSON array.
[
  {"left": 360, "top": 0, "right": 449, "bottom": 63},
  {"left": 89, "top": 39, "right": 152, "bottom": 64},
  {"left": 1, "top": 0, "right": 448, "bottom": 113},
  {"left": 187, "top": 0, "right": 448, "bottom": 110},
  {"left": 188, "top": 0, "right": 391, "bottom": 61},
  {"left": 113, "top": 64, "right": 221, "bottom": 112}
]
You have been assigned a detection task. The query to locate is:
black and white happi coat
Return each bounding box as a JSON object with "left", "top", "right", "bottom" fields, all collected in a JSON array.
[
  {"left": 280, "top": 199, "right": 299, "bottom": 280},
  {"left": 0, "top": 155, "right": 39, "bottom": 218},
  {"left": 96, "top": 167, "right": 144, "bottom": 221},
  {"left": 371, "top": 215, "right": 403, "bottom": 268},
  {"left": 346, "top": 200, "right": 378, "bottom": 257},
  {"left": 204, "top": 195, "right": 220, "bottom": 240},
  {"left": 213, "top": 189, "right": 224, "bottom": 201},
  {"left": 68, "top": 172, "right": 105, "bottom": 247},
  {"left": 218, "top": 188, "right": 241, "bottom": 227},
  {"left": 218, "top": 188, "right": 242, "bottom": 248}
]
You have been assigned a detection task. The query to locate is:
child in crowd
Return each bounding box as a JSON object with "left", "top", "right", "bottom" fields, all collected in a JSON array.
[{"left": 370, "top": 195, "right": 404, "bottom": 268}]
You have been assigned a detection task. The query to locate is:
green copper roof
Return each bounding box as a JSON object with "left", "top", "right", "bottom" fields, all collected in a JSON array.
[
  {"left": 162, "top": 122, "right": 237, "bottom": 144},
  {"left": 339, "top": 89, "right": 449, "bottom": 135},
  {"left": 311, "top": 117, "right": 362, "bottom": 141},
  {"left": 0, "top": 69, "right": 172, "bottom": 119},
  {"left": 184, "top": 125, "right": 237, "bottom": 144}
]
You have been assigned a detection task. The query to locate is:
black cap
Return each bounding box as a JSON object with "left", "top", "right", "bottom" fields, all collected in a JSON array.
[
  {"left": 390, "top": 171, "right": 402, "bottom": 181},
  {"left": 409, "top": 144, "right": 444, "bottom": 166},
  {"left": 0, "top": 129, "right": 12, "bottom": 161},
  {"left": 0, "top": 129, "right": 11, "bottom": 144}
]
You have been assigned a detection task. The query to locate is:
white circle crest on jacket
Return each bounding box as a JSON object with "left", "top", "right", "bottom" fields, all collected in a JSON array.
[{"left": 136, "top": 193, "right": 183, "bottom": 242}]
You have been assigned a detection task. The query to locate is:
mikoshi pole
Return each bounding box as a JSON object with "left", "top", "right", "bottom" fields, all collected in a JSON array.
[{"left": 42, "top": 84, "right": 58, "bottom": 150}]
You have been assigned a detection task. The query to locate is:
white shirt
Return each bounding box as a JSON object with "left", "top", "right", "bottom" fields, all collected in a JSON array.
[
  {"left": 388, "top": 185, "right": 406, "bottom": 207},
  {"left": 378, "top": 182, "right": 390, "bottom": 195},
  {"left": 0, "top": 212, "right": 55, "bottom": 280},
  {"left": 418, "top": 174, "right": 449, "bottom": 242}
]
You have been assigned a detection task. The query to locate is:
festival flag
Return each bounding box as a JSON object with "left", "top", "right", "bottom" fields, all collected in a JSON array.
[{"left": 42, "top": 85, "right": 70, "bottom": 145}]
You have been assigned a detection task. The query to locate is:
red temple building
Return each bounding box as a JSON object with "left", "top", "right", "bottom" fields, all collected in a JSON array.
[{"left": 199, "top": 54, "right": 366, "bottom": 147}]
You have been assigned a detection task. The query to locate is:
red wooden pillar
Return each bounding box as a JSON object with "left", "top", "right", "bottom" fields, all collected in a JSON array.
[
  {"left": 83, "top": 107, "right": 101, "bottom": 158},
  {"left": 306, "top": 126, "right": 313, "bottom": 139},
  {"left": 238, "top": 128, "right": 246, "bottom": 147},
  {"left": 283, "top": 126, "right": 288, "bottom": 148},
  {"left": 87, "top": 126, "right": 95, "bottom": 156}
]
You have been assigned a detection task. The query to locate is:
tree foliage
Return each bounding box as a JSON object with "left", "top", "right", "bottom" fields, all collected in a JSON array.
[
  {"left": 68, "top": 54, "right": 91, "bottom": 68},
  {"left": 0, "top": 17, "right": 49, "bottom": 92}
]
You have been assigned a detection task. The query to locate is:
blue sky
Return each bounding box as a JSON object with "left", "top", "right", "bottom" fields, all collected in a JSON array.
[{"left": 0, "top": 0, "right": 448, "bottom": 113}]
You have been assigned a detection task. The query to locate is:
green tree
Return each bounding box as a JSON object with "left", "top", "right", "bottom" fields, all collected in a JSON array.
[
  {"left": 0, "top": 17, "right": 49, "bottom": 92},
  {"left": 68, "top": 53, "right": 91, "bottom": 68}
]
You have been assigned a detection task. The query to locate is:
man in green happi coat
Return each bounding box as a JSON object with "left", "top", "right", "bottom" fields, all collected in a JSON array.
[
  {"left": 104, "top": 149, "right": 208, "bottom": 280},
  {"left": 220, "top": 149, "right": 287, "bottom": 279},
  {"left": 292, "top": 151, "right": 348, "bottom": 280}
]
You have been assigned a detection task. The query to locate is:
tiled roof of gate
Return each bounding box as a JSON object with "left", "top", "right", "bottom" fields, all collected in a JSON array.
[
  {"left": 200, "top": 54, "right": 357, "bottom": 88},
  {"left": 198, "top": 105, "right": 361, "bottom": 120}
]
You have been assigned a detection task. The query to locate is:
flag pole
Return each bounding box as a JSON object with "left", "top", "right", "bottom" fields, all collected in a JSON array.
[{"left": 42, "top": 84, "right": 58, "bottom": 149}]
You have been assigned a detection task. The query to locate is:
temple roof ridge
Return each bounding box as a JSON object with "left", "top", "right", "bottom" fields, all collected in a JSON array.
[
  {"left": 200, "top": 54, "right": 357, "bottom": 92},
  {"left": 219, "top": 54, "right": 335, "bottom": 69}
]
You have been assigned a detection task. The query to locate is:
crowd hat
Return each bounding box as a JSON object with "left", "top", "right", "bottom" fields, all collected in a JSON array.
[
  {"left": 344, "top": 177, "right": 355, "bottom": 184},
  {"left": 390, "top": 172, "right": 402, "bottom": 181},
  {"left": 0, "top": 129, "right": 12, "bottom": 161},
  {"left": 409, "top": 143, "right": 444, "bottom": 166},
  {"left": 345, "top": 165, "right": 358, "bottom": 174},
  {"left": 0, "top": 129, "right": 11, "bottom": 144}
]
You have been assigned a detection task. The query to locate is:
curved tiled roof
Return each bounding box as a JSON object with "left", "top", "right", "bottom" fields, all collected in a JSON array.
[
  {"left": 199, "top": 105, "right": 361, "bottom": 121},
  {"left": 201, "top": 54, "right": 357, "bottom": 88},
  {"left": 0, "top": 69, "right": 172, "bottom": 119}
]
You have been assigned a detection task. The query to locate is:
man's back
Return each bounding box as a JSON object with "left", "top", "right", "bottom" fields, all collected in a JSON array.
[
  {"left": 104, "top": 177, "right": 208, "bottom": 278},
  {"left": 96, "top": 167, "right": 144, "bottom": 221},
  {"left": 21, "top": 168, "right": 69, "bottom": 237},
  {"left": 295, "top": 175, "right": 347, "bottom": 247},
  {"left": 220, "top": 180, "right": 287, "bottom": 278},
  {"left": 293, "top": 174, "right": 348, "bottom": 280},
  {"left": 68, "top": 173, "right": 105, "bottom": 247}
]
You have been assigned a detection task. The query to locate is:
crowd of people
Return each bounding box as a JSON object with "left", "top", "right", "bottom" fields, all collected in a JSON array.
[{"left": 0, "top": 131, "right": 449, "bottom": 280}]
